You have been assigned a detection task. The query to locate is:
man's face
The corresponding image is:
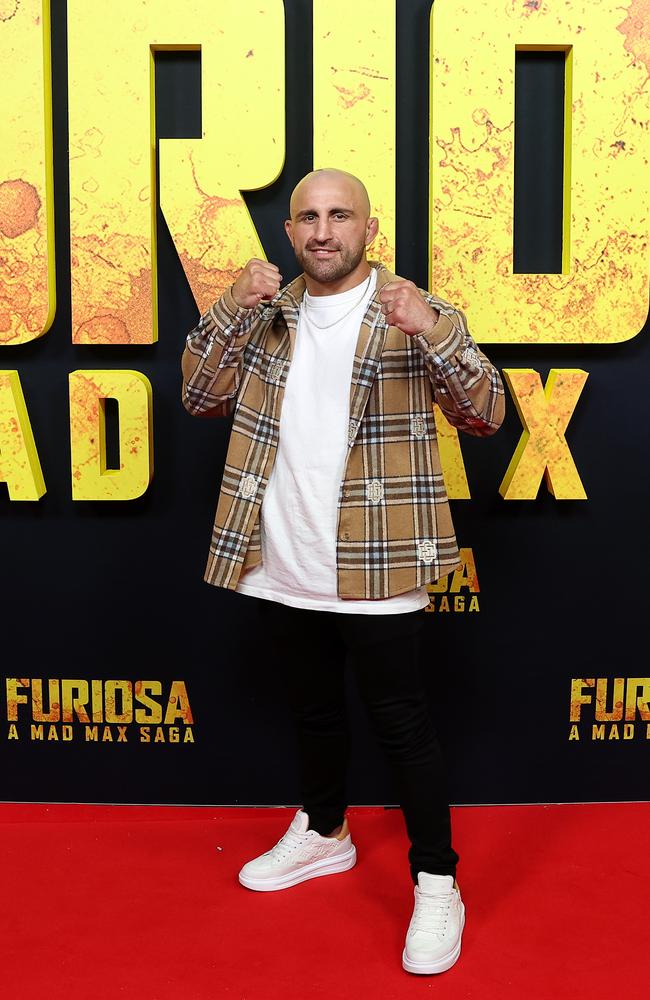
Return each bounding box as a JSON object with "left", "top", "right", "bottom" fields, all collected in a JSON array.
[{"left": 284, "top": 175, "right": 376, "bottom": 284}]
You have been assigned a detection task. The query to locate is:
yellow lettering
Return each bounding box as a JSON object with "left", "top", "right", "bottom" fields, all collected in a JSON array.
[
  {"left": 135, "top": 681, "right": 163, "bottom": 725},
  {"left": 164, "top": 681, "right": 194, "bottom": 725},
  {"left": 0, "top": 0, "right": 56, "bottom": 344},
  {"left": 69, "top": 370, "right": 153, "bottom": 500},
  {"left": 569, "top": 678, "right": 594, "bottom": 722},
  {"left": 32, "top": 679, "right": 60, "bottom": 723},
  {"left": 499, "top": 369, "right": 588, "bottom": 500},
  {"left": 104, "top": 680, "right": 133, "bottom": 725},
  {"left": 61, "top": 680, "right": 90, "bottom": 723},
  {"left": 313, "top": 0, "right": 395, "bottom": 269},
  {"left": 449, "top": 548, "right": 479, "bottom": 593},
  {"left": 595, "top": 677, "right": 624, "bottom": 722},
  {"left": 433, "top": 405, "right": 470, "bottom": 500},
  {"left": 91, "top": 679, "right": 103, "bottom": 723},
  {"left": 5, "top": 678, "right": 30, "bottom": 722},
  {"left": 0, "top": 372, "right": 46, "bottom": 499},
  {"left": 67, "top": 0, "right": 284, "bottom": 343},
  {"left": 625, "top": 679, "right": 650, "bottom": 722},
  {"left": 430, "top": 2, "right": 649, "bottom": 344},
  {"left": 428, "top": 575, "right": 448, "bottom": 595}
]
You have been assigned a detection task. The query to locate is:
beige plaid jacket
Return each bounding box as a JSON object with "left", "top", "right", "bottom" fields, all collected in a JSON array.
[{"left": 181, "top": 261, "right": 505, "bottom": 599}]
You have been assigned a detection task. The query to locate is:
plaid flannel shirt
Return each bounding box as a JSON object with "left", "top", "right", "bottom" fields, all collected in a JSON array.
[{"left": 181, "top": 261, "right": 505, "bottom": 599}]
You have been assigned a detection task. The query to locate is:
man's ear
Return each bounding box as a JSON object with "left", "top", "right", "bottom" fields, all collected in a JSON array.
[
  {"left": 365, "top": 216, "right": 379, "bottom": 246},
  {"left": 284, "top": 219, "right": 294, "bottom": 247}
]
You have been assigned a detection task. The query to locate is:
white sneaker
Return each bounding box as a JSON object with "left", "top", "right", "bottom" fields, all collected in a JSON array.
[
  {"left": 238, "top": 809, "right": 357, "bottom": 891},
  {"left": 402, "top": 872, "right": 465, "bottom": 975}
]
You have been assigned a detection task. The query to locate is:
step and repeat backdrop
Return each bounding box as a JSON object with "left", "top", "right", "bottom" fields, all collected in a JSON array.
[{"left": 1, "top": 0, "right": 648, "bottom": 805}]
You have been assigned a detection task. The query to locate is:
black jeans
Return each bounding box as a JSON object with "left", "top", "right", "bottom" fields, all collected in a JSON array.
[{"left": 257, "top": 597, "right": 459, "bottom": 884}]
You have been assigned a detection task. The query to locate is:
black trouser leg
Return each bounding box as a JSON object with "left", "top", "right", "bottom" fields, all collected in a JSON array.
[
  {"left": 256, "top": 599, "right": 459, "bottom": 881},
  {"left": 336, "top": 610, "right": 459, "bottom": 884},
  {"left": 257, "top": 598, "right": 350, "bottom": 836}
]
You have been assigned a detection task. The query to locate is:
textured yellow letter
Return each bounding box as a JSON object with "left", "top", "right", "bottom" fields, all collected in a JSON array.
[
  {"left": 499, "top": 369, "right": 588, "bottom": 500},
  {"left": 0, "top": 371, "right": 46, "bottom": 499},
  {"left": 313, "top": 0, "right": 396, "bottom": 269},
  {"left": 0, "top": 0, "right": 56, "bottom": 345},
  {"left": 69, "top": 371, "right": 153, "bottom": 500},
  {"left": 430, "top": 0, "right": 649, "bottom": 343},
  {"left": 67, "top": 0, "right": 284, "bottom": 343}
]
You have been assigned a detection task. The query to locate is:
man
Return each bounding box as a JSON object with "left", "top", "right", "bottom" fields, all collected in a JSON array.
[{"left": 181, "top": 168, "right": 505, "bottom": 975}]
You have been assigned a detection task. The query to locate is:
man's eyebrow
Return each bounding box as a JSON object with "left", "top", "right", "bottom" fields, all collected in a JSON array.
[{"left": 295, "top": 206, "right": 356, "bottom": 219}]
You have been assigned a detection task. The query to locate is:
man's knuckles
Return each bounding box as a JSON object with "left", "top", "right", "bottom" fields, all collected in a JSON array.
[
  {"left": 247, "top": 260, "right": 281, "bottom": 279},
  {"left": 381, "top": 279, "right": 413, "bottom": 297}
]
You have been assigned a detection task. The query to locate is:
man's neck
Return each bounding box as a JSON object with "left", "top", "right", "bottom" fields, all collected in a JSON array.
[{"left": 303, "top": 260, "right": 372, "bottom": 297}]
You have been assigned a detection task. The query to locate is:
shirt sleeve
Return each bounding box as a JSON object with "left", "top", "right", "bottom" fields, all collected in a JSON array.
[
  {"left": 180, "top": 285, "right": 260, "bottom": 418},
  {"left": 410, "top": 299, "right": 506, "bottom": 436}
]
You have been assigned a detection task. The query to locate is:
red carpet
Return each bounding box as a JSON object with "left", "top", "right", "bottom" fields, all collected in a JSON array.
[{"left": 1, "top": 802, "right": 648, "bottom": 999}]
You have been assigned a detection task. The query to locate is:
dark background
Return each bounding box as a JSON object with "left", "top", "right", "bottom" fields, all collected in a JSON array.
[{"left": 2, "top": 0, "right": 648, "bottom": 805}]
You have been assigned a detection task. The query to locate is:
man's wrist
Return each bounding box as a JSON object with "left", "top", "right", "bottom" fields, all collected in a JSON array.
[
  {"left": 412, "top": 307, "right": 445, "bottom": 341},
  {"left": 222, "top": 283, "right": 253, "bottom": 318},
  {"left": 411, "top": 310, "right": 463, "bottom": 363},
  {"left": 230, "top": 284, "right": 245, "bottom": 310}
]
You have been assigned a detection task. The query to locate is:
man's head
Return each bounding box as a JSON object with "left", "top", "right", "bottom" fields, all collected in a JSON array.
[{"left": 284, "top": 169, "right": 379, "bottom": 290}]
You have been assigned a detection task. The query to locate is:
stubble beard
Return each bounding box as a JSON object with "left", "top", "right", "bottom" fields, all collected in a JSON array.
[{"left": 294, "top": 238, "right": 367, "bottom": 285}]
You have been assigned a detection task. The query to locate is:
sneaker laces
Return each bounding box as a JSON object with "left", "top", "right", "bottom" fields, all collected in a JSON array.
[
  {"left": 410, "top": 887, "right": 454, "bottom": 937},
  {"left": 266, "top": 826, "right": 309, "bottom": 863}
]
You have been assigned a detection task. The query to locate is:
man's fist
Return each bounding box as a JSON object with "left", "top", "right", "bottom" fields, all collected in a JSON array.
[
  {"left": 232, "top": 259, "right": 283, "bottom": 309},
  {"left": 379, "top": 280, "right": 440, "bottom": 336}
]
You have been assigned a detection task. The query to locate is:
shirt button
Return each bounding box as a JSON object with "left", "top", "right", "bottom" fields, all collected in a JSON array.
[
  {"left": 239, "top": 474, "right": 258, "bottom": 499},
  {"left": 366, "top": 479, "right": 384, "bottom": 504},
  {"left": 343, "top": 488, "right": 350, "bottom": 499},
  {"left": 342, "top": 532, "right": 350, "bottom": 541}
]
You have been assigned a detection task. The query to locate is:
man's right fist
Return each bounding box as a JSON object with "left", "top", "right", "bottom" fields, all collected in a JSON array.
[{"left": 231, "top": 259, "right": 282, "bottom": 309}]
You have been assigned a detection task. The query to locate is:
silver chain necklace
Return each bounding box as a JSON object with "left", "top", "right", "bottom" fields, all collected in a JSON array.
[{"left": 302, "top": 273, "right": 373, "bottom": 330}]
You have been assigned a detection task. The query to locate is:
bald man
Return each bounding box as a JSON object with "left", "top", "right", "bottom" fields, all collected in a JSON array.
[{"left": 181, "top": 168, "right": 505, "bottom": 975}]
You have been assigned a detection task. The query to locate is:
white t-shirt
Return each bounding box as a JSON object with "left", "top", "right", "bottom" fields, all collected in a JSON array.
[{"left": 235, "top": 268, "right": 430, "bottom": 614}]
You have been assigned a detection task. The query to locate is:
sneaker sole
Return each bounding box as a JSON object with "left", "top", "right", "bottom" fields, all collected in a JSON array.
[
  {"left": 238, "top": 843, "right": 357, "bottom": 892},
  {"left": 401, "top": 904, "right": 465, "bottom": 975}
]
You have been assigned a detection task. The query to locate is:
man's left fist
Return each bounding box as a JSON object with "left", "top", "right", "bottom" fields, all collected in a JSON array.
[{"left": 379, "top": 280, "right": 440, "bottom": 336}]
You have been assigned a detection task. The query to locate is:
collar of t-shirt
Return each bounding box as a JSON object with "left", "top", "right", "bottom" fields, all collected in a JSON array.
[{"left": 300, "top": 267, "right": 378, "bottom": 325}]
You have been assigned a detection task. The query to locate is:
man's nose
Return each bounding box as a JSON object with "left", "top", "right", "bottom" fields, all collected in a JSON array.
[{"left": 314, "top": 217, "right": 333, "bottom": 242}]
